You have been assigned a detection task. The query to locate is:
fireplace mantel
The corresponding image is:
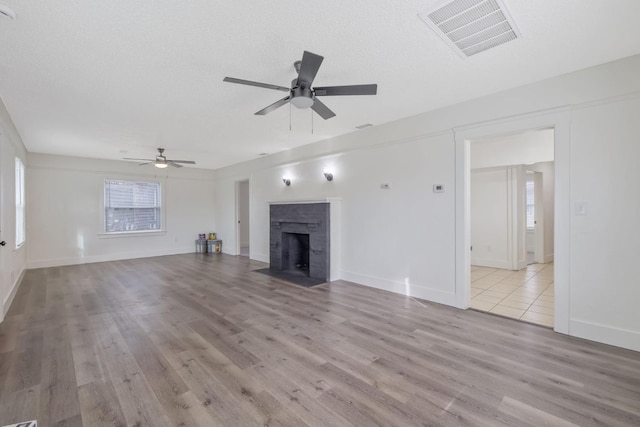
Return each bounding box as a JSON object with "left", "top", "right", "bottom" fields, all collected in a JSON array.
[{"left": 268, "top": 197, "right": 342, "bottom": 205}]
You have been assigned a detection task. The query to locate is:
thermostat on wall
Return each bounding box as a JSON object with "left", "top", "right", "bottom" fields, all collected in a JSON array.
[{"left": 433, "top": 184, "right": 444, "bottom": 193}]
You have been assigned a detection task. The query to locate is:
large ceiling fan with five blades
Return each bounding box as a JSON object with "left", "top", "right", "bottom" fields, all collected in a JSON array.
[
  {"left": 123, "top": 148, "right": 196, "bottom": 168},
  {"left": 223, "top": 50, "right": 378, "bottom": 120}
]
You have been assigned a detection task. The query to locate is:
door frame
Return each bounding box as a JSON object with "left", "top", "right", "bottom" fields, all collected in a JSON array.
[
  {"left": 454, "top": 107, "right": 571, "bottom": 334},
  {"left": 0, "top": 133, "right": 14, "bottom": 322}
]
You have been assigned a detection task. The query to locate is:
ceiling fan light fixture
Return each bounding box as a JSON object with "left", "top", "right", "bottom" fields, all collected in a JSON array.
[
  {"left": 291, "top": 96, "right": 314, "bottom": 109},
  {"left": 155, "top": 162, "right": 168, "bottom": 169},
  {"left": 291, "top": 86, "right": 314, "bottom": 109}
]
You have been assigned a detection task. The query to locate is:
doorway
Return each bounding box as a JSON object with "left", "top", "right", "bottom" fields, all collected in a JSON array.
[
  {"left": 235, "top": 180, "right": 250, "bottom": 257},
  {"left": 455, "top": 109, "right": 571, "bottom": 334},
  {"left": 468, "top": 129, "right": 555, "bottom": 327}
]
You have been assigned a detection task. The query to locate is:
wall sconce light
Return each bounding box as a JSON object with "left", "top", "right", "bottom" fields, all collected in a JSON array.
[
  {"left": 282, "top": 177, "right": 291, "bottom": 186},
  {"left": 323, "top": 170, "right": 334, "bottom": 181}
]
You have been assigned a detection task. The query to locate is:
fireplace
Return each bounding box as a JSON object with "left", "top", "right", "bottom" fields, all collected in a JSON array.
[
  {"left": 267, "top": 202, "right": 330, "bottom": 285},
  {"left": 282, "top": 232, "right": 310, "bottom": 275}
]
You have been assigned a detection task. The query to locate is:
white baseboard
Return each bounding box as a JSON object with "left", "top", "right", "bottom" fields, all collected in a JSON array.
[
  {"left": 570, "top": 318, "right": 640, "bottom": 352},
  {"left": 251, "top": 252, "right": 269, "bottom": 263},
  {"left": 340, "top": 270, "right": 456, "bottom": 307},
  {"left": 26, "top": 246, "right": 195, "bottom": 269},
  {"left": 1, "top": 267, "right": 25, "bottom": 323},
  {"left": 544, "top": 253, "right": 554, "bottom": 263},
  {"left": 470, "top": 257, "right": 511, "bottom": 270}
]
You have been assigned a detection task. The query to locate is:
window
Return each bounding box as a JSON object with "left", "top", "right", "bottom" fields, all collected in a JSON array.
[
  {"left": 15, "top": 158, "right": 25, "bottom": 247},
  {"left": 526, "top": 178, "right": 535, "bottom": 229},
  {"left": 104, "top": 180, "right": 162, "bottom": 233}
]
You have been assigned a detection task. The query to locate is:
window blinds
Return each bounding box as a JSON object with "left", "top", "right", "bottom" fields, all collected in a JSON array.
[{"left": 104, "top": 180, "right": 161, "bottom": 232}]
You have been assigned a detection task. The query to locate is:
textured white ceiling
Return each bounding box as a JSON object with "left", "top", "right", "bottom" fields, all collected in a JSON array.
[{"left": 1, "top": 0, "right": 639, "bottom": 170}]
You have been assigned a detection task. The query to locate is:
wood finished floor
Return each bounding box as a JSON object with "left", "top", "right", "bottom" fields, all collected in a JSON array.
[{"left": 1, "top": 254, "right": 639, "bottom": 426}]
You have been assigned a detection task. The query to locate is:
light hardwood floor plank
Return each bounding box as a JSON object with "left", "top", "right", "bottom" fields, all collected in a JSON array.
[{"left": 0, "top": 253, "right": 639, "bottom": 426}]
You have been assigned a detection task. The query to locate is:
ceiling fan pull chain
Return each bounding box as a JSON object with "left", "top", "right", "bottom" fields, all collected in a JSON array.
[
  {"left": 311, "top": 108, "right": 314, "bottom": 134},
  {"left": 289, "top": 102, "right": 292, "bottom": 131}
]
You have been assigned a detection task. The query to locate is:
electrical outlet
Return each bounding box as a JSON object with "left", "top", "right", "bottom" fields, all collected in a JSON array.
[{"left": 433, "top": 184, "right": 444, "bottom": 193}]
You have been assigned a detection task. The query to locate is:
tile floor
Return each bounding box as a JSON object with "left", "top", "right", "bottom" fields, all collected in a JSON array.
[{"left": 470, "top": 262, "right": 554, "bottom": 327}]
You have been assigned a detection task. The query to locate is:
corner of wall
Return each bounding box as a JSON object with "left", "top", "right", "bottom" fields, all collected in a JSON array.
[
  {"left": 1, "top": 266, "right": 25, "bottom": 323},
  {"left": 340, "top": 270, "right": 457, "bottom": 307}
]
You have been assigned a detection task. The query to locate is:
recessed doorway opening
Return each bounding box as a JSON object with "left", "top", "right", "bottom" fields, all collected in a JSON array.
[
  {"left": 235, "top": 179, "right": 250, "bottom": 257},
  {"left": 468, "top": 128, "right": 555, "bottom": 327}
]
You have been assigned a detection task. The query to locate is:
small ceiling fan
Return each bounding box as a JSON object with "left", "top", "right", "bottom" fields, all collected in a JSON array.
[
  {"left": 223, "top": 50, "right": 377, "bottom": 120},
  {"left": 123, "top": 148, "right": 196, "bottom": 168}
]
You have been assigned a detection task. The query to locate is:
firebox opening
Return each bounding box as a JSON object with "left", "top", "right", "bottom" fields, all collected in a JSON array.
[{"left": 282, "top": 232, "right": 310, "bottom": 277}]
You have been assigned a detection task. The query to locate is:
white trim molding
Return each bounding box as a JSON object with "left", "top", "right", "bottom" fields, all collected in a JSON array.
[
  {"left": 570, "top": 319, "right": 640, "bottom": 352},
  {"left": 1, "top": 267, "right": 25, "bottom": 323}
]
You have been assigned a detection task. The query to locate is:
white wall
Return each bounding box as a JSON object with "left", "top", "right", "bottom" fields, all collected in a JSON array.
[
  {"left": 213, "top": 54, "right": 640, "bottom": 351},
  {"left": 242, "top": 134, "right": 456, "bottom": 305},
  {"left": 471, "top": 129, "right": 555, "bottom": 169},
  {"left": 27, "top": 154, "right": 216, "bottom": 268},
  {"left": 0, "top": 97, "right": 28, "bottom": 322},
  {"left": 470, "top": 168, "right": 510, "bottom": 269},
  {"left": 569, "top": 96, "right": 640, "bottom": 348}
]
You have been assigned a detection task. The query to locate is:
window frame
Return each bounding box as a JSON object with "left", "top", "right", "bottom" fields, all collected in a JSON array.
[
  {"left": 100, "top": 179, "right": 166, "bottom": 238},
  {"left": 15, "top": 157, "right": 25, "bottom": 248},
  {"left": 525, "top": 177, "right": 535, "bottom": 230}
]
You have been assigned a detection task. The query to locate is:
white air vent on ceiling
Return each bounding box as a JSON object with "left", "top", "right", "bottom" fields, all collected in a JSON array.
[{"left": 418, "top": 0, "right": 520, "bottom": 57}]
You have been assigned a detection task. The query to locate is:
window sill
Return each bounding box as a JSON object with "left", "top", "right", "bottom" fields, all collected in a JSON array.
[{"left": 98, "top": 230, "right": 167, "bottom": 239}]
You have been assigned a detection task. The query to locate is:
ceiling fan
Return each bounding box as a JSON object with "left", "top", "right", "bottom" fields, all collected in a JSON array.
[
  {"left": 123, "top": 148, "right": 196, "bottom": 168},
  {"left": 223, "top": 50, "right": 377, "bottom": 120}
]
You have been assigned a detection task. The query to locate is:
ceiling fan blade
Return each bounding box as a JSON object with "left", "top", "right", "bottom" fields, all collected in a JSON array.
[
  {"left": 138, "top": 162, "right": 153, "bottom": 166},
  {"left": 255, "top": 96, "right": 291, "bottom": 115},
  {"left": 170, "top": 160, "right": 196, "bottom": 164},
  {"left": 223, "top": 77, "right": 290, "bottom": 92},
  {"left": 311, "top": 98, "right": 336, "bottom": 120},
  {"left": 168, "top": 161, "right": 183, "bottom": 168},
  {"left": 314, "top": 84, "right": 378, "bottom": 96},
  {"left": 123, "top": 157, "right": 154, "bottom": 161},
  {"left": 296, "top": 51, "right": 324, "bottom": 87}
]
